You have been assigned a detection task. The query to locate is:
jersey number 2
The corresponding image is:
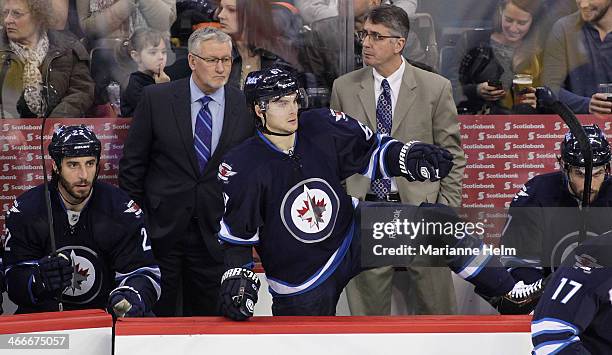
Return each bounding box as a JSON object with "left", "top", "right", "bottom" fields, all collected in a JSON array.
[
  {"left": 551, "top": 278, "right": 582, "bottom": 304},
  {"left": 141, "top": 228, "right": 151, "bottom": 251}
]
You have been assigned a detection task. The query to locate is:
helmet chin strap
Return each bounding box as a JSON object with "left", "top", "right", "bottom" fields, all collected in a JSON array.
[{"left": 257, "top": 112, "right": 296, "bottom": 137}]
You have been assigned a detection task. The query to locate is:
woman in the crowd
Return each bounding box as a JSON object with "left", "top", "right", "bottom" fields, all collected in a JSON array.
[
  {"left": 216, "top": 0, "right": 300, "bottom": 89},
  {"left": 0, "top": 0, "right": 94, "bottom": 118},
  {"left": 451, "top": 0, "right": 543, "bottom": 114},
  {"left": 116, "top": 28, "right": 170, "bottom": 117}
]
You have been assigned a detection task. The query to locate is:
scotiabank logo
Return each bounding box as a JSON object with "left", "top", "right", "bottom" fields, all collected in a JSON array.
[
  {"left": 26, "top": 173, "right": 34, "bottom": 182},
  {"left": 504, "top": 182, "right": 511, "bottom": 190},
  {"left": 478, "top": 152, "right": 485, "bottom": 160},
  {"left": 2, "top": 124, "right": 9, "bottom": 132},
  {"left": 478, "top": 172, "right": 485, "bottom": 180},
  {"left": 478, "top": 132, "right": 485, "bottom": 141},
  {"left": 2, "top": 144, "right": 9, "bottom": 152},
  {"left": 606, "top": 122, "right": 611, "bottom": 131},
  {"left": 26, "top": 153, "right": 35, "bottom": 162},
  {"left": 104, "top": 143, "right": 111, "bottom": 151},
  {"left": 2, "top": 164, "right": 9, "bottom": 172},
  {"left": 3, "top": 184, "right": 10, "bottom": 192},
  {"left": 555, "top": 142, "right": 561, "bottom": 150},
  {"left": 528, "top": 171, "right": 537, "bottom": 179},
  {"left": 478, "top": 192, "right": 485, "bottom": 200},
  {"left": 504, "top": 122, "right": 511, "bottom": 131},
  {"left": 504, "top": 162, "right": 511, "bottom": 170},
  {"left": 528, "top": 152, "right": 535, "bottom": 160},
  {"left": 528, "top": 132, "right": 535, "bottom": 140},
  {"left": 504, "top": 142, "right": 511, "bottom": 151},
  {"left": 104, "top": 163, "right": 112, "bottom": 171},
  {"left": 26, "top": 133, "right": 34, "bottom": 142},
  {"left": 104, "top": 123, "right": 112, "bottom": 131}
]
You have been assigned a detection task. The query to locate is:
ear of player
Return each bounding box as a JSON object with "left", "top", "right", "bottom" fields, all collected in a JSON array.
[
  {"left": 31, "top": 253, "right": 74, "bottom": 301},
  {"left": 108, "top": 285, "right": 146, "bottom": 318},
  {"left": 219, "top": 267, "right": 261, "bottom": 321},
  {"left": 399, "top": 141, "right": 454, "bottom": 182}
]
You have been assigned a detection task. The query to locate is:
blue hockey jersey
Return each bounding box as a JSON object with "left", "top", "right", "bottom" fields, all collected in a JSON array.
[
  {"left": 532, "top": 232, "right": 612, "bottom": 354},
  {"left": 3, "top": 181, "right": 161, "bottom": 313},
  {"left": 501, "top": 172, "right": 612, "bottom": 282},
  {"left": 218, "top": 108, "right": 414, "bottom": 296}
]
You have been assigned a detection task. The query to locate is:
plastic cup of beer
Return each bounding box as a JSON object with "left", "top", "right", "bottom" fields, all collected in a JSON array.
[
  {"left": 513, "top": 74, "right": 533, "bottom": 104},
  {"left": 598, "top": 83, "right": 612, "bottom": 102}
]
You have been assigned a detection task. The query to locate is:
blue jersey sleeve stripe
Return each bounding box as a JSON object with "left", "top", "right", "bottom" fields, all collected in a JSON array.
[
  {"left": 531, "top": 318, "right": 579, "bottom": 336},
  {"left": 360, "top": 135, "right": 382, "bottom": 178},
  {"left": 456, "top": 250, "right": 492, "bottom": 280},
  {"left": 218, "top": 219, "right": 259, "bottom": 245},
  {"left": 532, "top": 336, "right": 580, "bottom": 355},
  {"left": 378, "top": 138, "right": 397, "bottom": 179}
]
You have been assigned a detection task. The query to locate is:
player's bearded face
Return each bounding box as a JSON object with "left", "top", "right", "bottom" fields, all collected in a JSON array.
[
  {"left": 568, "top": 165, "right": 606, "bottom": 202},
  {"left": 57, "top": 156, "right": 98, "bottom": 203}
]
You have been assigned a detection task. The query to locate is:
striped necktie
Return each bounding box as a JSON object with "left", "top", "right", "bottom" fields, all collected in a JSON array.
[{"left": 195, "top": 96, "right": 213, "bottom": 172}]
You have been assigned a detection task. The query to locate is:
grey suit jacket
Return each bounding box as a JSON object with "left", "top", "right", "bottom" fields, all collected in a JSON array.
[{"left": 331, "top": 61, "right": 465, "bottom": 207}]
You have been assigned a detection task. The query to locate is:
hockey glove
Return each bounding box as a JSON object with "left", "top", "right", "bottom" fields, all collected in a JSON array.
[
  {"left": 399, "top": 141, "right": 454, "bottom": 182},
  {"left": 219, "top": 268, "right": 260, "bottom": 321},
  {"left": 31, "top": 253, "right": 73, "bottom": 300},
  {"left": 108, "top": 286, "right": 146, "bottom": 318},
  {"left": 492, "top": 278, "right": 547, "bottom": 315}
]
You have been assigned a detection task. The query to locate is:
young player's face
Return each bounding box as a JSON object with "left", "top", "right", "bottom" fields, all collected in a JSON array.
[
  {"left": 56, "top": 156, "right": 98, "bottom": 204},
  {"left": 131, "top": 39, "right": 168, "bottom": 74},
  {"left": 567, "top": 165, "right": 607, "bottom": 203},
  {"left": 577, "top": 0, "right": 612, "bottom": 23},
  {"left": 361, "top": 21, "right": 405, "bottom": 69},
  {"left": 257, "top": 93, "right": 299, "bottom": 134}
]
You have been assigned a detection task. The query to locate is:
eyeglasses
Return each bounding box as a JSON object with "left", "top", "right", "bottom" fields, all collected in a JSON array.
[
  {"left": 190, "top": 52, "right": 232, "bottom": 66},
  {"left": 355, "top": 30, "right": 402, "bottom": 42},
  {"left": 2, "top": 9, "right": 30, "bottom": 20}
]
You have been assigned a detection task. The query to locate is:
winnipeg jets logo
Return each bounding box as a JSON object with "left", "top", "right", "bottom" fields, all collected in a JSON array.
[
  {"left": 281, "top": 178, "right": 340, "bottom": 243},
  {"left": 57, "top": 245, "right": 102, "bottom": 304},
  {"left": 296, "top": 185, "right": 328, "bottom": 229},
  {"left": 218, "top": 162, "right": 237, "bottom": 182},
  {"left": 65, "top": 250, "right": 96, "bottom": 298},
  {"left": 124, "top": 200, "right": 143, "bottom": 217}
]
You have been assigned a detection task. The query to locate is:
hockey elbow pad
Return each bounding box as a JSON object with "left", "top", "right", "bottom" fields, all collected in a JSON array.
[{"left": 219, "top": 268, "right": 260, "bottom": 321}]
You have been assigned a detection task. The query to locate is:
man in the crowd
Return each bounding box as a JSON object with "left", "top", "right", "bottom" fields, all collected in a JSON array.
[{"left": 542, "top": 0, "right": 612, "bottom": 114}]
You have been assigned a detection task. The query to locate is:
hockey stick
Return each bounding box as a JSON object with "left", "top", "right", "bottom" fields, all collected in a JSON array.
[{"left": 536, "top": 87, "right": 592, "bottom": 243}]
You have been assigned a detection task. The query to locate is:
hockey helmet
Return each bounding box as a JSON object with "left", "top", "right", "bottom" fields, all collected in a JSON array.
[
  {"left": 48, "top": 125, "right": 101, "bottom": 168},
  {"left": 561, "top": 124, "right": 611, "bottom": 168},
  {"left": 243, "top": 67, "right": 306, "bottom": 112}
]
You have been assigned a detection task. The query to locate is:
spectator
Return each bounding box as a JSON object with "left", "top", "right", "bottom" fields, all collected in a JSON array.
[
  {"left": 542, "top": 0, "right": 612, "bottom": 114},
  {"left": 117, "top": 28, "right": 170, "bottom": 117},
  {"left": 304, "top": 0, "right": 427, "bottom": 96},
  {"left": 3, "top": 125, "right": 161, "bottom": 316},
  {"left": 331, "top": 4, "right": 465, "bottom": 316},
  {"left": 216, "top": 0, "right": 300, "bottom": 89},
  {"left": 449, "top": 0, "right": 543, "bottom": 114},
  {"left": 0, "top": 0, "right": 94, "bottom": 118},
  {"left": 119, "top": 27, "right": 254, "bottom": 317},
  {"left": 295, "top": 0, "right": 417, "bottom": 24},
  {"left": 50, "top": 0, "right": 85, "bottom": 38},
  {"left": 76, "top": 0, "right": 176, "bottom": 45}
]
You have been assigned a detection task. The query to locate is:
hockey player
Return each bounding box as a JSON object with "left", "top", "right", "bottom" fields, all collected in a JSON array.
[
  {"left": 217, "top": 67, "right": 532, "bottom": 320},
  {"left": 500, "top": 125, "right": 612, "bottom": 313},
  {"left": 3, "top": 125, "right": 160, "bottom": 317},
  {"left": 531, "top": 230, "right": 612, "bottom": 354}
]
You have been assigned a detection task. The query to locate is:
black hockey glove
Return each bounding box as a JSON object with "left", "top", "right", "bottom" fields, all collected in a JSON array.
[
  {"left": 108, "top": 286, "right": 146, "bottom": 318},
  {"left": 219, "top": 268, "right": 260, "bottom": 321},
  {"left": 483, "top": 278, "right": 547, "bottom": 315},
  {"left": 399, "top": 141, "right": 454, "bottom": 182},
  {"left": 31, "top": 253, "right": 73, "bottom": 301}
]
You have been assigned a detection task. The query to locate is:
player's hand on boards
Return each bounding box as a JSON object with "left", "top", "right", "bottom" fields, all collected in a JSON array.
[
  {"left": 219, "top": 268, "right": 260, "bottom": 321},
  {"left": 400, "top": 142, "right": 454, "bottom": 182},
  {"left": 108, "top": 286, "right": 146, "bottom": 317},
  {"left": 32, "top": 253, "right": 73, "bottom": 299}
]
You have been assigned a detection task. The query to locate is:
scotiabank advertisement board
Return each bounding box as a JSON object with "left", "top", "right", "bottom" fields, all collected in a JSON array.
[{"left": 0, "top": 115, "right": 610, "bottom": 232}]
